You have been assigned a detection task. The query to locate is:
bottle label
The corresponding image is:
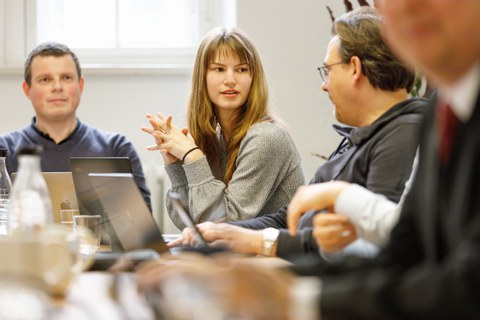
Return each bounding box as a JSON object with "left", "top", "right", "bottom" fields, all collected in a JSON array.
[
  {"left": 11, "top": 190, "right": 48, "bottom": 229},
  {"left": 0, "top": 189, "right": 8, "bottom": 198},
  {"left": 0, "top": 198, "right": 8, "bottom": 236}
]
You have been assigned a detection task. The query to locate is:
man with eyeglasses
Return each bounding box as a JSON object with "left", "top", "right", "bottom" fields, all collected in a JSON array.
[
  {"left": 171, "top": 7, "right": 427, "bottom": 261},
  {"left": 317, "top": 62, "right": 343, "bottom": 82}
]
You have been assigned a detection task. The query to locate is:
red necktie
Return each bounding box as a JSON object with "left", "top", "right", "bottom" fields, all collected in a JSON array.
[{"left": 438, "top": 101, "right": 461, "bottom": 166}]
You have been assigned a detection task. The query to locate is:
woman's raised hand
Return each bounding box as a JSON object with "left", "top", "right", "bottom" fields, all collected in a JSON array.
[
  {"left": 142, "top": 113, "right": 191, "bottom": 165},
  {"left": 142, "top": 113, "right": 203, "bottom": 164}
]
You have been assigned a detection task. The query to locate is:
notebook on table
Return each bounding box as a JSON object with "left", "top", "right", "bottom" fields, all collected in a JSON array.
[{"left": 11, "top": 172, "right": 79, "bottom": 224}]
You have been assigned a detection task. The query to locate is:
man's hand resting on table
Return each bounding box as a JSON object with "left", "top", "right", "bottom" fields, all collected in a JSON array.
[{"left": 168, "top": 222, "right": 266, "bottom": 255}]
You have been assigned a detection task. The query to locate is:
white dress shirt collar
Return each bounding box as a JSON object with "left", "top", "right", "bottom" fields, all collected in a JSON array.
[{"left": 438, "top": 62, "right": 480, "bottom": 122}]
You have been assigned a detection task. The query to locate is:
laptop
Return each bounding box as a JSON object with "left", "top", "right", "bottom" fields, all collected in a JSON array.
[
  {"left": 11, "top": 172, "right": 79, "bottom": 224},
  {"left": 69, "top": 157, "right": 132, "bottom": 217},
  {"left": 70, "top": 157, "right": 132, "bottom": 174},
  {"left": 86, "top": 173, "right": 223, "bottom": 255},
  {"left": 86, "top": 173, "right": 169, "bottom": 254}
]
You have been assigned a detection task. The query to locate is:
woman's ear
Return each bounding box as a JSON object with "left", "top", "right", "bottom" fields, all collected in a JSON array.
[{"left": 350, "top": 56, "right": 363, "bottom": 85}]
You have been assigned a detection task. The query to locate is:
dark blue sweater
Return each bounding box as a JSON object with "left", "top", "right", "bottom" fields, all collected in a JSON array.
[{"left": 0, "top": 118, "right": 151, "bottom": 209}]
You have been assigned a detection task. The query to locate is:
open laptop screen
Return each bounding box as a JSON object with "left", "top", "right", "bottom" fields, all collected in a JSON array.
[
  {"left": 69, "top": 157, "right": 132, "bottom": 217},
  {"left": 11, "top": 172, "right": 79, "bottom": 223},
  {"left": 87, "top": 173, "right": 169, "bottom": 254}
]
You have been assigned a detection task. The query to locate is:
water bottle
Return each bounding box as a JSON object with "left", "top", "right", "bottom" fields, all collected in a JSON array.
[
  {"left": 0, "top": 149, "right": 12, "bottom": 236},
  {"left": 8, "top": 145, "right": 53, "bottom": 233}
]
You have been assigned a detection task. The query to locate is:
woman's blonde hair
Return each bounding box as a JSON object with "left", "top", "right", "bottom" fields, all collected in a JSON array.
[{"left": 188, "top": 28, "right": 274, "bottom": 184}]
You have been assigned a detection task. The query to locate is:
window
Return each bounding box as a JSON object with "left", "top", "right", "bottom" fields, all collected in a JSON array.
[{"left": 0, "top": 0, "right": 236, "bottom": 70}]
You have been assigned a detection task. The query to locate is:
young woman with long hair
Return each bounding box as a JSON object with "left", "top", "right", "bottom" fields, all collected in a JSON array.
[{"left": 142, "top": 28, "right": 305, "bottom": 230}]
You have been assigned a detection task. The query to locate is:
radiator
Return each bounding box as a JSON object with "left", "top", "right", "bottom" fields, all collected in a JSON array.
[{"left": 144, "top": 160, "right": 180, "bottom": 234}]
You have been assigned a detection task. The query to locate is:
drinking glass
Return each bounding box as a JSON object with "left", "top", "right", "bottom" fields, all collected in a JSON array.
[
  {"left": 60, "top": 209, "right": 80, "bottom": 230},
  {"left": 73, "top": 215, "right": 102, "bottom": 255}
]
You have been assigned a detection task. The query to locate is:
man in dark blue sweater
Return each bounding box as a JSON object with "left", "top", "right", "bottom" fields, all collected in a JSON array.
[{"left": 0, "top": 42, "right": 151, "bottom": 209}]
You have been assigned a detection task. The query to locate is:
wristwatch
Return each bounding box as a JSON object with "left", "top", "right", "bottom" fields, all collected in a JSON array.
[{"left": 262, "top": 228, "right": 280, "bottom": 256}]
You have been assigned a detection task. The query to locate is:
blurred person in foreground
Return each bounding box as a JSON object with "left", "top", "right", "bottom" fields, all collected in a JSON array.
[{"left": 290, "top": 0, "right": 480, "bottom": 318}]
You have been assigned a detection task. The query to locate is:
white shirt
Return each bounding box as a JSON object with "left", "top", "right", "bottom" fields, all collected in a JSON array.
[
  {"left": 333, "top": 62, "right": 480, "bottom": 247},
  {"left": 334, "top": 152, "right": 417, "bottom": 247},
  {"left": 438, "top": 62, "right": 480, "bottom": 122}
]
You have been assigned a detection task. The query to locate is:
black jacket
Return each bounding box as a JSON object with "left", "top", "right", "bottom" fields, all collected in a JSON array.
[{"left": 235, "top": 98, "right": 426, "bottom": 258}]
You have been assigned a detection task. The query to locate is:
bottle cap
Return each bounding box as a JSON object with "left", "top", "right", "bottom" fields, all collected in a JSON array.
[
  {"left": 17, "top": 145, "right": 44, "bottom": 156},
  {"left": 0, "top": 149, "right": 7, "bottom": 158}
]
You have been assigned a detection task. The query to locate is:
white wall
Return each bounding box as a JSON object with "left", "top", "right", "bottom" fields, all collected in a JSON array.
[
  {"left": 0, "top": 0, "right": 353, "bottom": 232},
  {"left": 237, "top": 0, "right": 345, "bottom": 179}
]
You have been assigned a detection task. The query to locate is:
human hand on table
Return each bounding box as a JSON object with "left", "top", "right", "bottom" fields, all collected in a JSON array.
[{"left": 168, "top": 221, "right": 264, "bottom": 255}]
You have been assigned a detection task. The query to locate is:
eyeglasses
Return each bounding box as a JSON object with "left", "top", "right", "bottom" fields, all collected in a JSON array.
[{"left": 317, "top": 61, "right": 345, "bottom": 83}]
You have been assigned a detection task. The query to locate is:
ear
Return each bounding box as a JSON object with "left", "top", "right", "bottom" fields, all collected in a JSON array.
[
  {"left": 350, "top": 56, "right": 363, "bottom": 85},
  {"left": 22, "top": 81, "right": 31, "bottom": 98},
  {"left": 79, "top": 76, "right": 85, "bottom": 92}
]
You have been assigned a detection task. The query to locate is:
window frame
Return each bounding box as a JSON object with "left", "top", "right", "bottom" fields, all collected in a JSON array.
[{"left": 0, "top": 0, "right": 236, "bottom": 75}]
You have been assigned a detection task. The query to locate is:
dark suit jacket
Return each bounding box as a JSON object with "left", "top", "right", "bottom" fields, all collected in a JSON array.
[{"left": 293, "top": 84, "right": 480, "bottom": 319}]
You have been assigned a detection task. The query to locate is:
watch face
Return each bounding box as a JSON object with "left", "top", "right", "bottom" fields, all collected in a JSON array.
[
  {"left": 263, "top": 228, "right": 279, "bottom": 256},
  {"left": 264, "top": 228, "right": 280, "bottom": 241}
]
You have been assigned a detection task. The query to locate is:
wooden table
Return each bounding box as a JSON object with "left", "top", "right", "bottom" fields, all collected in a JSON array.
[
  {"left": 49, "top": 256, "right": 294, "bottom": 319},
  {"left": 51, "top": 272, "right": 153, "bottom": 319}
]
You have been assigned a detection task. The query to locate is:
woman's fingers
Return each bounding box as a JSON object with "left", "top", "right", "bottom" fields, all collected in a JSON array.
[
  {"left": 146, "top": 144, "right": 162, "bottom": 151},
  {"left": 141, "top": 125, "right": 155, "bottom": 135},
  {"left": 142, "top": 125, "right": 168, "bottom": 146},
  {"left": 156, "top": 112, "right": 167, "bottom": 121},
  {"left": 166, "top": 115, "right": 172, "bottom": 127},
  {"left": 145, "top": 112, "right": 175, "bottom": 133}
]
